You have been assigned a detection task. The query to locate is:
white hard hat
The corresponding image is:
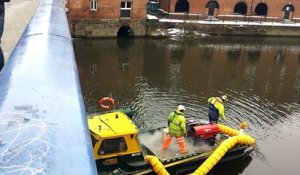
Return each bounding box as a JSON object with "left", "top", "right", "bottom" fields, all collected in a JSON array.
[
  {"left": 177, "top": 105, "right": 186, "bottom": 112},
  {"left": 221, "top": 95, "right": 228, "bottom": 102}
]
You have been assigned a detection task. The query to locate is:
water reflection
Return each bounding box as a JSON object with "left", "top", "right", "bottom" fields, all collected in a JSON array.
[
  {"left": 170, "top": 44, "right": 185, "bottom": 62},
  {"left": 209, "top": 156, "right": 253, "bottom": 175},
  {"left": 274, "top": 48, "right": 286, "bottom": 63},
  {"left": 248, "top": 48, "right": 261, "bottom": 61},
  {"left": 74, "top": 36, "right": 300, "bottom": 175},
  {"left": 201, "top": 47, "right": 213, "bottom": 62},
  {"left": 74, "top": 36, "right": 300, "bottom": 120},
  {"left": 116, "top": 38, "right": 134, "bottom": 49},
  {"left": 227, "top": 46, "right": 241, "bottom": 61},
  {"left": 143, "top": 40, "right": 168, "bottom": 85}
]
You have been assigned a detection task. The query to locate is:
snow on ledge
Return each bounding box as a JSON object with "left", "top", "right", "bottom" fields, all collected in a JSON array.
[{"left": 147, "top": 14, "right": 158, "bottom": 20}]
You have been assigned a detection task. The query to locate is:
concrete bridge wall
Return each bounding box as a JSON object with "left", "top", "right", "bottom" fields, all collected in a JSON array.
[{"left": 0, "top": 0, "right": 97, "bottom": 174}]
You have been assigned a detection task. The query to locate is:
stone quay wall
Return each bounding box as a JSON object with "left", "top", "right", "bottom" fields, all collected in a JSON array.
[
  {"left": 69, "top": 19, "right": 147, "bottom": 38},
  {"left": 69, "top": 18, "right": 300, "bottom": 38},
  {"left": 146, "top": 19, "right": 300, "bottom": 37}
]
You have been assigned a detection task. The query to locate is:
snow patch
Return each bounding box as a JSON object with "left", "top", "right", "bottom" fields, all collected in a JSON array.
[{"left": 147, "top": 14, "right": 158, "bottom": 20}]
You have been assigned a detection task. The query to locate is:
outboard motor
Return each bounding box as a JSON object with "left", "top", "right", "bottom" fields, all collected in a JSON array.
[{"left": 186, "top": 118, "right": 220, "bottom": 145}]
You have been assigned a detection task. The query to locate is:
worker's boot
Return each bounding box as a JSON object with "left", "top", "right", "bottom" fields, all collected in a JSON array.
[
  {"left": 177, "top": 136, "right": 188, "bottom": 154},
  {"left": 162, "top": 135, "right": 172, "bottom": 150}
]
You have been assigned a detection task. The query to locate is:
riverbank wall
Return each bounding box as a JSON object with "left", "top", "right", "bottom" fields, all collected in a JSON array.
[
  {"left": 68, "top": 16, "right": 300, "bottom": 38},
  {"left": 68, "top": 19, "right": 147, "bottom": 38},
  {"left": 146, "top": 18, "right": 300, "bottom": 37}
]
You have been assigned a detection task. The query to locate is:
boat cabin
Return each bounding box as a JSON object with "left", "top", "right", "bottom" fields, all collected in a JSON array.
[{"left": 88, "top": 111, "right": 145, "bottom": 172}]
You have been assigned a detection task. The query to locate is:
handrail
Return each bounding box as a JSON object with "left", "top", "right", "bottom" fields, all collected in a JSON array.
[{"left": 0, "top": 0, "right": 97, "bottom": 174}]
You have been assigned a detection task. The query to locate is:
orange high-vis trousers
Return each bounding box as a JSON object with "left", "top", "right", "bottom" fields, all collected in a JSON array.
[{"left": 162, "top": 135, "right": 188, "bottom": 154}]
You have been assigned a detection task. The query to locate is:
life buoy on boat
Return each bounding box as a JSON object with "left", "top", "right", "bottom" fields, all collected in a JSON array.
[{"left": 98, "top": 97, "right": 115, "bottom": 111}]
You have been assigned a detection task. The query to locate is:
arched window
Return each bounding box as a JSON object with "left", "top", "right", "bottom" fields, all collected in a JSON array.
[
  {"left": 254, "top": 3, "right": 268, "bottom": 16},
  {"left": 234, "top": 2, "right": 247, "bottom": 15},
  {"left": 282, "top": 4, "right": 294, "bottom": 12},
  {"left": 175, "top": 0, "right": 189, "bottom": 12},
  {"left": 205, "top": 1, "right": 219, "bottom": 9},
  {"left": 282, "top": 4, "right": 294, "bottom": 19},
  {"left": 117, "top": 26, "right": 133, "bottom": 38},
  {"left": 205, "top": 1, "right": 219, "bottom": 16}
]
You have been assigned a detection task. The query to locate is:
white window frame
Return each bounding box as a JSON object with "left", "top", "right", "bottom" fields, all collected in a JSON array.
[
  {"left": 120, "top": 1, "right": 132, "bottom": 18},
  {"left": 90, "top": 0, "right": 97, "bottom": 11}
]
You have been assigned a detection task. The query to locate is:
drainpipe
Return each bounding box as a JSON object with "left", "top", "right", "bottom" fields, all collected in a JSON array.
[
  {"left": 250, "top": 0, "right": 254, "bottom": 15},
  {"left": 169, "top": 0, "right": 171, "bottom": 13}
]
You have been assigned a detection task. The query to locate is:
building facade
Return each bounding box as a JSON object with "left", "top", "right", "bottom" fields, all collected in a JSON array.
[
  {"left": 67, "top": 0, "right": 300, "bottom": 37},
  {"left": 160, "top": 0, "right": 299, "bottom": 21},
  {"left": 67, "top": 0, "right": 147, "bottom": 37}
]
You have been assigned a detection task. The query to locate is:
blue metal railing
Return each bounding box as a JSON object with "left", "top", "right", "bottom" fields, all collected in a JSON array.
[{"left": 0, "top": 0, "right": 97, "bottom": 174}]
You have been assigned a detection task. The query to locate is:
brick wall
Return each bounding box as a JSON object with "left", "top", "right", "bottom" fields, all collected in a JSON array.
[
  {"left": 67, "top": 0, "right": 147, "bottom": 19},
  {"left": 67, "top": 0, "right": 147, "bottom": 37},
  {"left": 160, "top": 0, "right": 300, "bottom": 18}
]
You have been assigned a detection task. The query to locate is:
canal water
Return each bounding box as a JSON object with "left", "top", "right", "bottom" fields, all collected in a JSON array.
[{"left": 74, "top": 36, "right": 300, "bottom": 175}]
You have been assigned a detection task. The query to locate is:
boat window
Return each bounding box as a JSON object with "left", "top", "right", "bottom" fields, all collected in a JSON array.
[{"left": 98, "top": 137, "right": 128, "bottom": 155}]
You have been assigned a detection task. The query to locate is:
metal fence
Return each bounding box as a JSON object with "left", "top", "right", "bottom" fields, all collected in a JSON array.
[{"left": 157, "top": 9, "right": 300, "bottom": 25}]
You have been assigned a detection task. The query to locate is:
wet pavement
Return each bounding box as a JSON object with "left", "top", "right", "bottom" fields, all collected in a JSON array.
[{"left": 2, "top": 0, "right": 39, "bottom": 62}]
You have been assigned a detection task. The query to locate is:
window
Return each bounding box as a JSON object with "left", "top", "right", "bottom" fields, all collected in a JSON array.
[
  {"left": 98, "top": 137, "right": 128, "bottom": 155},
  {"left": 120, "top": 1, "right": 132, "bottom": 18},
  {"left": 90, "top": 0, "right": 97, "bottom": 11}
]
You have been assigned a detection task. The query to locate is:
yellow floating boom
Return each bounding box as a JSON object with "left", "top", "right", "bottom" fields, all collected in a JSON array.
[
  {"left": 146, "top": 123, "right": 255, "bottom": 175},
  {"left": 190, "top": 134, "right": 255, "bottom": 175},
  {"left": 190, "top": 124, "right": 255, "bottom": 175},
  {"left": 145, "top": 155, "right": 170, "bottom": 175}
]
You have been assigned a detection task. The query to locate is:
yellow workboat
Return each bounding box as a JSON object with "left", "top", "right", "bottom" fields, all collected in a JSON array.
[{"left": 88, "top": 108, "right": 255, "bottom": 175}]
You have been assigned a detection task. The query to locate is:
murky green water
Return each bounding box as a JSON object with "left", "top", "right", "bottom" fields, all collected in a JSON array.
[{"left": 74, "top": 36, "right": 300, "bottom": 175}]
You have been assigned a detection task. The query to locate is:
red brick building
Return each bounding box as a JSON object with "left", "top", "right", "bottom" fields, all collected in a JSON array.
[
  {"left": 67, "top": 0, "right": 147, "bottom": 37},
  {"left": 160, "top": 0, "right": 299, "bottom": 20},
  {"left": 67, "top": 0, "right": 300, "bottom": 37}
]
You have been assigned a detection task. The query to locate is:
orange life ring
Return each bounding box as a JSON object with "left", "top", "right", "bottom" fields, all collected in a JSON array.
[{"left": 98, "top": 97, "right": 115, "bottom": 111}]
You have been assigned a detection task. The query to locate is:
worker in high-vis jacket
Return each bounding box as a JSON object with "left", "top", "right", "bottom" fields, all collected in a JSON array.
[
  {"left": 208, "top": 95, "right": 228, "bottom": 123},
  {"left": 162, "top": 105, "right": 188, "bottom": 154}
]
